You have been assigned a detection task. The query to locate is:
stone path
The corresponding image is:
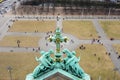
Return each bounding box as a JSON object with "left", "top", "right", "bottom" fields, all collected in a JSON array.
[
  {"left": 39, "top": 33, "right": 81, "bottom": 52},
  {"left": 92, "top": 19, "right": 120, "bottom": 73},
  {"left": 0, "top": 16, "right": 13, "bottom": 40},
  {"left": 56, "top": 16, "right": 63, "bottom": 30},
  {"left": 7, "top": 32, "right": 46, "bottom": 37},
  {"left": 0, "top": 15, "right": 120, "bottom": 73}
]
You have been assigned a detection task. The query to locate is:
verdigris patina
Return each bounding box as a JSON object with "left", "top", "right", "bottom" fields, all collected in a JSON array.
[{"left": 26, "top": 28, "right": 90, "bottom": 80}]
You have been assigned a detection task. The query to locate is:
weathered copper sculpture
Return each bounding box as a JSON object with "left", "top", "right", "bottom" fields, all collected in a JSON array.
[{"left": 26, "top": 28, "right": 90, "bottom": 80}]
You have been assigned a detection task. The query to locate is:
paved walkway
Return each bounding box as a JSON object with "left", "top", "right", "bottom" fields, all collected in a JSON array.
[
  {"left": 92, "top": 19, "right": 120, "bottom": 73},
  {"left": 39, "top": 33, "right": 81, "bottom": 52},
  {"left": 56, "top": 16, "right": 63, "bottom": 30},
  {"left": 0, "top": 16, "right": 13, "bottom": 40},
  {"left": 0, "top": 15, "right": 120, "bottom": 73},
  {"left": 39, "top": 16, "right": 80, "bottom": 51},
  {"left": 7, "top": 32, "right": 46, "bottom": 37}
]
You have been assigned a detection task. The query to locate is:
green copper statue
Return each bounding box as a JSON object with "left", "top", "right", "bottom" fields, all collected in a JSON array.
[
  {"left": 62, "top": 49, "right": 85, "bottom": 78},
  {"left": 28, "top": 28, "right": 90, "bottom": 80},
  {"left": 33, "top": 49, "right": 54, "bottom": 78}
]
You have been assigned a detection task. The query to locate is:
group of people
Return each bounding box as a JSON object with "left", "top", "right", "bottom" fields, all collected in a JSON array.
[
  {"left": 116, "top": 52, "right": 120, "bottom": 59},
  {"left": 79, "top": 45, "right": 86, "bottom": 50},
  {"left": 91, "top": 38, "right": 103, "bottom": 45}
]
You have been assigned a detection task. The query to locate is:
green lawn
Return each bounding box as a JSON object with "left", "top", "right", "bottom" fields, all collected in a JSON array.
[
  {"left": 99, "top": 21, "right": 120, "bottom": 39},
  {"left": 0, "top": 20, "right": 120, "bottom": 80},
  {"left": 9, "top": 20, "right": 55, "bottom": 32},
  {"left": 0, "top": 36, "right": 40, "bottom": 47},
  {"left": 75, "top": 44, "right": 120, "bottom": 80},
  {"left": 0, "top": 52, "right": 40, "bottom": 80},
  {"left": 63, "top": 20, "right": 98, "bottom": 39},
  {"left": 0, "top": 44, "right": 120, "bottom": 80}
]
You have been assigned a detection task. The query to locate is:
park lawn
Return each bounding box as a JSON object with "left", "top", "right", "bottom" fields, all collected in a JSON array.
[
  {"left": 63, "top": 20, "right": 98, "bottom": 39},
  {"left": 0, "top": 45, "right": 120, "bottom": 80},
  {"left": 75, "top": 44, "right": 120, "bottom": 80},
  {"left": 113, "top": 44, "right": 120, "bottom": 55},
  {"left": 9, "top": 20, "right": 55, "bottom": 32},
  {"left": 0, "top": 52, "right": 40, "bottom": 80},
  {"left": 99, "top": 21, "right": 120, "bottom": 39},
  {"left": 0, "top": 36, "right": 40, "bottom": 47}
]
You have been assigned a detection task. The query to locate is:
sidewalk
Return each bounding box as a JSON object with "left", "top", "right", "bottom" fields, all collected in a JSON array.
[
  {"left": 92, "top": 19, "right": 120, "bottom": 73},
  {"left": 0, "top": 15, "right": 120, "bottom": 73}
]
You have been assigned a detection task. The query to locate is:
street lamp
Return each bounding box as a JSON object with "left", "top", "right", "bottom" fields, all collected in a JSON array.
[
  {"left": 17, "top": 40, "right": 21, "bottom": 47},
  {"left": 7, "top": 66, "right": 13, "bottom": 80},
  {"left": 113, "top": 67, "right": 119, "bottom": 80},
  {"left": 108, "top": 8, "right": 111, "bottom": 16}
]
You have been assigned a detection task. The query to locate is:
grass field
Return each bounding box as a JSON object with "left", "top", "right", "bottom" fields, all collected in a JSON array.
[
  {"left": 113, "top": 44, "right": 120, "bottom": 55},
  {"left": 0, "top": 52, "right": 39, "bottom": 80},
  {"left": 0, "top": 44, "right": 119, "bottom": 80},
  {"left": 99, "top": 21, "right": 120, "bottom": 39},
  {"left": 0, "top": 36, "right": 40, "bottom": 47},
  {"left": 75, "top": 44, "right": 120, "bottom": 80},
  {"left": 63, "top": 20, "right": 98, "bottom": 39},
  {"left": 0, "top": 20, "right": 119, "bottom": 80},
  {"left": 9, "top": 20, "right": 56, "bottom": 32}
]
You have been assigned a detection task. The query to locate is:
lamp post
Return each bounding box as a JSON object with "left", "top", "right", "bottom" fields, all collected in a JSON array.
[
  {"left": 113, "top": 67, "right": 119, "bottom": 80},
  {"left": 7, "top": 66, "right": 12, "bottom": 80},
  {"left": 17, "top": 40, "right": 21, "bottom": 47},
  {"left": 82, "top": 8, "right": 84, "bottom": 17},
  {"left": 98, "top": 72, "right": 101, "bottom": 80},
  {"left": 108, "top": 8, "right": 111, "bottom": 16}
]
